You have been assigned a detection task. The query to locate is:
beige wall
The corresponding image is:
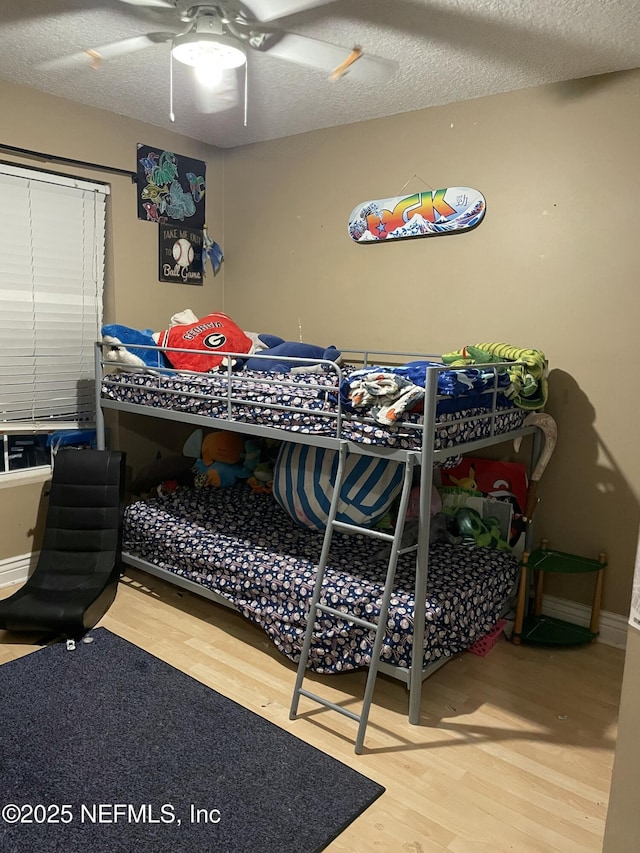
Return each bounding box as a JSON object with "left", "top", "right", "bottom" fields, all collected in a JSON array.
[
  {"left": 223, "top": 70, "right": 640, "bottom": 618},
  {"left": 2, "top": 66, "right": 640, "bottom": 849},
  {"left": 0, "top": 79, "right": 225, "bottom": 562},
  {"left": 604, "top": 625, "right": 640, "bottom": 849},
  {"left": 1, "top": 71, "right": 639, "bottom": 621}
]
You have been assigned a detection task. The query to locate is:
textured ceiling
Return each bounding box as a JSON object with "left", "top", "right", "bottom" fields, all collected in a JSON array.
[{"left": 1, "top": 0, "right": 639, "bottom": 149}]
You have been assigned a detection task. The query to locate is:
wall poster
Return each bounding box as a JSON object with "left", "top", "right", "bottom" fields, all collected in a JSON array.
[
  {"left": 158, "top": 224, "right": 203, "bottom": 285},
  {"left": 137, "top": 144, "right": 206, "bottom": 229}
]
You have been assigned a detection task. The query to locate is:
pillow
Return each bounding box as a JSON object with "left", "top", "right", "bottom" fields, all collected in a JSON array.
[
  {"left": 156, "top": 312, "right": 253, "bottom": 372},
  {"left": 243, "top": 340, "right": 342, "bottom": 374},
  {"left": 273, "top": 443, "right": 403, "bottom": 531}
]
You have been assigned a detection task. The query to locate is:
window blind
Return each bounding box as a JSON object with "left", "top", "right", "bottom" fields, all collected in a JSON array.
[{"left": 0, "top": 164, "right": 109, "bottom": 426}]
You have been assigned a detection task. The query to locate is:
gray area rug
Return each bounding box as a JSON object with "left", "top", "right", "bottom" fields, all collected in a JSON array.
[{"left": 0, "top": 628, "right": 384, "bottom": 852}]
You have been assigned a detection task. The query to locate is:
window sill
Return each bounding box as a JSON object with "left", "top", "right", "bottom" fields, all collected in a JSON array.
[{"left": 0, "top": 468, "right": 51, "bottom": 489}]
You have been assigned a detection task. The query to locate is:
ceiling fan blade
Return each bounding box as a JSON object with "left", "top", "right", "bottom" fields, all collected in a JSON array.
[
  {"left": 40, "top": 33, "right": 174, "bottom": 71},
  {"left": 195, "top": 70, "right": 241, "bottom": 113},
  {"left": 116, "top": 0, "right": 177, "bottom": 8},
  {"left": 239, "top": 0, "right": 337, "bottom": 24},
  {"left": 264, "top": 33, "right": 397, "bottom": 83}
]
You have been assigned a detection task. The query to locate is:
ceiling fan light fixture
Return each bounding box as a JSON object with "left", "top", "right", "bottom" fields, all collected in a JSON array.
[
  {"left": 194, "top": 60, "right": 223, "bottom": 87},
  {"left": 171, "top": 33, "right": 246, "bottom": 71}
]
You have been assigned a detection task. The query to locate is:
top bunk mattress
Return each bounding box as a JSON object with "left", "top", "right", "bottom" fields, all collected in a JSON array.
[{"left": 101, "top": 361, "right": 531, "bottom": 453}]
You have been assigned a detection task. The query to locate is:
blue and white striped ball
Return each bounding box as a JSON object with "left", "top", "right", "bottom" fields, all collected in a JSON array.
[{"left": 273, "top": 443, "right": 404, "bottom": 531}]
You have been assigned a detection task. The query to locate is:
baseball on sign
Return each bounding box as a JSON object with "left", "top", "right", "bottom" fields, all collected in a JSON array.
[{"left": 172, "top": 238, "right": 194, "bottom": 267}]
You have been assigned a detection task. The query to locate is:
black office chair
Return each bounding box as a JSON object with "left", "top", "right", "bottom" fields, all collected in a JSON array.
[{"left": 0, "top": 449, "right": 126, "bottom": 640}]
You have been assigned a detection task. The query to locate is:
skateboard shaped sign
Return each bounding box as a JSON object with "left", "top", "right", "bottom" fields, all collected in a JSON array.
[{"left": 347, "top": 187, "right": 486, "bottom": 243}]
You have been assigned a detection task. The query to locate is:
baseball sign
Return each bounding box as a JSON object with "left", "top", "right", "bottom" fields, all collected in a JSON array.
[{"left": 159, "top": 225, "right": 203, "bottom": 285}]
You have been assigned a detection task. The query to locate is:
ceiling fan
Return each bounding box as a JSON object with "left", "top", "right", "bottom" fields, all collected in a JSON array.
[{"left": 44, "top": 0, "right": 398, "bottom": 119}]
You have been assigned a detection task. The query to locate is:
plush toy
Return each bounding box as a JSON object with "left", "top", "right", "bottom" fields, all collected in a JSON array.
[
  {"left": 101, "top": 324, "right": 172, "bottom": 373},
  {"left": 247, "top": 461, "right": 275, "bottom": 494},
  {"left": 243, "top": 334, "right": 342, "bottom": 374},
  {"left": 442, "top": 342, "right": 548, "bottom": 410},
  {"left": 156, "top": 312, "right": 253, "bottom": 373},
  {"left": 193, "top": 431, "right": 258, "bottom": 488},
  {"left": 444, "top": 506, "right": 511, "bottom": 551},
  {"left": 243, "top": 437, "right": 280, "bottom": 493}
]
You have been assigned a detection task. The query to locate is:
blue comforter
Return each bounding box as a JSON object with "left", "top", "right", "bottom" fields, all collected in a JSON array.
[{"left": 339, "top": 362, "right": 511, "bottom": 425}]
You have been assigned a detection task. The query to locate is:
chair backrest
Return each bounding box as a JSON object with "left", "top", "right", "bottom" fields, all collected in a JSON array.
[{"left": 32, "top": 450, "right": 126, "bottom": 590}]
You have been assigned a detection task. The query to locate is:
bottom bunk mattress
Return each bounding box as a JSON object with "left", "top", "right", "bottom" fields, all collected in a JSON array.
[{"left": 123, "top": 484, "right": 519, "bottom": 674}]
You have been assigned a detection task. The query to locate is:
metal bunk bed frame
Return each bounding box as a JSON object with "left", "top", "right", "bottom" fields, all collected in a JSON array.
[{"left": 95, "top": 342, "right": 542, "bottom": 753}]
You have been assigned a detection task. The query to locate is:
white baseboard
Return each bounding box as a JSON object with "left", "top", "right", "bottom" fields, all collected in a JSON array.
[
  {"left": 0, "top": 552, "right": 39, "bottom": 589},
  {"left": 543, "top": 593, "right": 628, "bottom": 650}
]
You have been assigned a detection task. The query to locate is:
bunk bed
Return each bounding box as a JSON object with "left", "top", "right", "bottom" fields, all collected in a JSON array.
[{"left": 95, "top": 341, "right": 545, "bottom": 752}]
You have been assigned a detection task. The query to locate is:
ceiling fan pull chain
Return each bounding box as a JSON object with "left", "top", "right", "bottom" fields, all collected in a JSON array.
[
  {"left": 169, "top": 50, "right": 175, "bottom": 122},
  {"left": 243, "top": 61, "right": 248, "bottom": 127}
]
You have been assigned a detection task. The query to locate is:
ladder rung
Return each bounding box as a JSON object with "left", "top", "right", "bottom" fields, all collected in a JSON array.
[
  {"left": 332, "top": 520, "right": 395, "bottom": 541},
  {"left": 316, "top": 602, "right": 378, "bottom": 631},
  {"left": 298, "top": 688, "right": 361, "bottom": 723},
  {"left": 290, "top": 444, "right": 418, "bottom": 753}
]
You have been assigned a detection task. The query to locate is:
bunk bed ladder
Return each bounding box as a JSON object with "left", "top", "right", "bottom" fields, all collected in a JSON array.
[{"left": 290, "top": 444, "right": 416, "bottom": 754}]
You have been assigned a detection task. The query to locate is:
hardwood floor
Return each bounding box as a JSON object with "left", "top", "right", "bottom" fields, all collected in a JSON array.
[{"left": 0, "top": 570, "right": 624, "bottom": 852}]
